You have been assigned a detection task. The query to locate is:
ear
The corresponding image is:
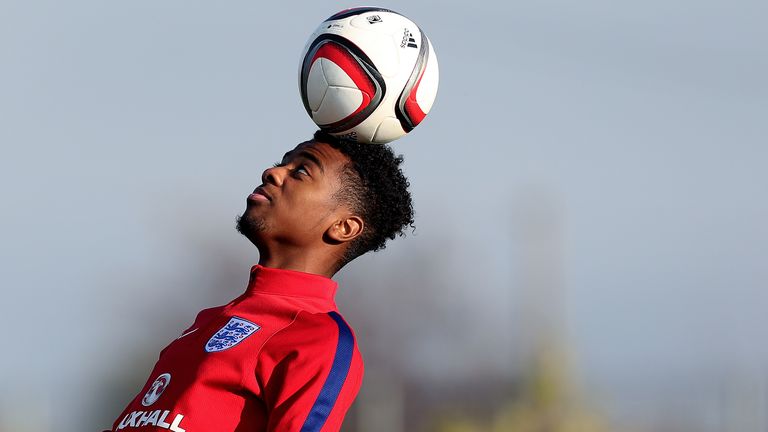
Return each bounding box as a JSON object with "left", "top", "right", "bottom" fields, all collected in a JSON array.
[{"left": 325, "top": 215, "right": 364, "bottom": 244}]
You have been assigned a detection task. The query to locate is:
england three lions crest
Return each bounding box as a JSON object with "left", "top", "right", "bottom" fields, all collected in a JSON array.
[{"left": 205, "top": 317, "right": 260, "bottom": 353}]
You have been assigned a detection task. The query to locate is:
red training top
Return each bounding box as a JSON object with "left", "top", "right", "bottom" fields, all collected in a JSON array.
[{"left": 109, "top": 265, "right": 364, "bottom": 432}]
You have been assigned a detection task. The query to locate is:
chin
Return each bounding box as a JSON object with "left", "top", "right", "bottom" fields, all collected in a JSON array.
[{"left": 236, "top": 213, "right": 268, "bottom": 243}]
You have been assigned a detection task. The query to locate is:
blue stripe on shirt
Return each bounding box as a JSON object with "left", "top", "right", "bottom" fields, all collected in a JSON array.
[{"left": 300, "top": 311, "right": 355, "bottom": 432}]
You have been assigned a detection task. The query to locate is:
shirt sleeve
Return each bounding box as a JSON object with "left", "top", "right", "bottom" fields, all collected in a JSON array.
[{"left": 255, "top": 310, "right": 364, "bottom": 432}]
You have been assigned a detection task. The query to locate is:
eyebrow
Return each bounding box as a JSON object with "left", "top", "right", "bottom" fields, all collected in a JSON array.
[{"left": 282, "top": 149, "right": 325, "bottom": 174}]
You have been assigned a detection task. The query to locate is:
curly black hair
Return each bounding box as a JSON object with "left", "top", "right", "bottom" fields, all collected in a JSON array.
[{"left": 313, "top": 131, "right": 415, "bottom": 269}]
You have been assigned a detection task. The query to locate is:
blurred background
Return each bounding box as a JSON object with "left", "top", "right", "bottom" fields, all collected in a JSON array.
[{"left": 1, "top": 0, "right": 766, "bottom": 431}]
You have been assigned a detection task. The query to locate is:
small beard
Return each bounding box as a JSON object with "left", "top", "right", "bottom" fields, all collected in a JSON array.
[{"left": 235, "top": 213, "right": 267, "bottom": 243}]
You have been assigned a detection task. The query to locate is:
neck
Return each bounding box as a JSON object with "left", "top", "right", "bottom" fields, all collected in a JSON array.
[{"left": 256, "top": 246, "right": 340, "bottom": 278}]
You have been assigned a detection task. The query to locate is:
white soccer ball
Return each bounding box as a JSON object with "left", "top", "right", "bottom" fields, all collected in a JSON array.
[{"left": 299, "top": 7, "right": 439, "bottom": 144}]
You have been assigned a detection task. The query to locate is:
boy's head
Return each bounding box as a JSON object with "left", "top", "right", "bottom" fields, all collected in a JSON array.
[{"left": 237, "top": 131, "right": 414, "bottom": 272}]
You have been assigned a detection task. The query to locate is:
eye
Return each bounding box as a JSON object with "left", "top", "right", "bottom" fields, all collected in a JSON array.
[
  {"left": 294, "top": 165, "right": 310, "bottom": 176},
  {"left": 272, "top": 161, "right": 283, "bottom": 168}
]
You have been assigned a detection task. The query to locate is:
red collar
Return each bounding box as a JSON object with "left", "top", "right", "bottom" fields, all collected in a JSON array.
[{"left": 245, "top": 265, "right": 338, "bottom": 300}]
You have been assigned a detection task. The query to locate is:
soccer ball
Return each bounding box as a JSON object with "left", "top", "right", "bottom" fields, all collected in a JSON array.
[{"left": 299, "top": 7, "right": 439, "bottom": 144}]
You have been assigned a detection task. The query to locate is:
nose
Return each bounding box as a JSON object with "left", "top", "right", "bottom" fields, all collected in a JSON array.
[{"left": 261, "top": 165, "right": 286, "bottom": 186}]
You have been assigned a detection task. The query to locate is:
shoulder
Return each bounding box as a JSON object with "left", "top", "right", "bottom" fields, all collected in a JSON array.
[
  {"left": 255, "top": 311, "right": 365, "bottom": 430},
  {"left": 265, "top": 310, "right": 360, "bottom": 358},
  {"left": 255, "top": 310, "right": 364, "bottom": 398},
  {"left": 256, "top": 310, "right": 364, "bottom": 381}
]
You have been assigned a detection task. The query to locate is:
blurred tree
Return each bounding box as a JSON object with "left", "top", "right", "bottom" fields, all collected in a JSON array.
[
  {"left": 431, "top": 190, "right": 608, "bottom": 432},
  {"left": 432, "top": 341, "right": 607, "bottom": 432}
]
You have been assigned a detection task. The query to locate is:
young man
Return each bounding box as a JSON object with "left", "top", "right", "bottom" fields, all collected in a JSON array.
[{"left": 108, "top": 131, "right": 414, "bottom": 432}]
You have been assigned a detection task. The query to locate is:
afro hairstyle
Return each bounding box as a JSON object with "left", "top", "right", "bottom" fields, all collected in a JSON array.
[{"left": 313, "top": 130, "right": 414, "bottom": 269}]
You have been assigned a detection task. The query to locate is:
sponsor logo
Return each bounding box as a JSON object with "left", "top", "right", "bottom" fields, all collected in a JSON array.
[
  {"left": 367, "top": 15, "right": 383, "bottom": 24},
  {"left": 142, "top": 373, "right": 171, "bottom": 407},
  {"left": 117, "top": 410, "right": 185, "bottom": 432},
  {"left": 401, "top": 28, "right": 418, "bottom": 48},
  {"left": 205, "top": 317, "right": 260, "bottom": 353}
]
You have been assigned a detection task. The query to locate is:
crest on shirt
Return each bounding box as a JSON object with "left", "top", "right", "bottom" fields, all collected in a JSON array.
[
  {"left": 141, "top": 373, "right": 171, "bottom": 406},
  {"left": 205, "top": 316, "right": 260, "bottom": 353}
]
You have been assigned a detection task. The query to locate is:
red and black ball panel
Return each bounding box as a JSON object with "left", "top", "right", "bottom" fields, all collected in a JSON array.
[
  {"left": 300, "top": 34, "right": 386, "bottom": 133},
  {"left": 395, "top": 30, "right": 430, "bottom": 133}
]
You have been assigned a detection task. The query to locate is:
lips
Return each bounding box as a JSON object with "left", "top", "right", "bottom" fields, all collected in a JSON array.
[{"left": 248, "top": 187, "right": 271, "bottom": 202}]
